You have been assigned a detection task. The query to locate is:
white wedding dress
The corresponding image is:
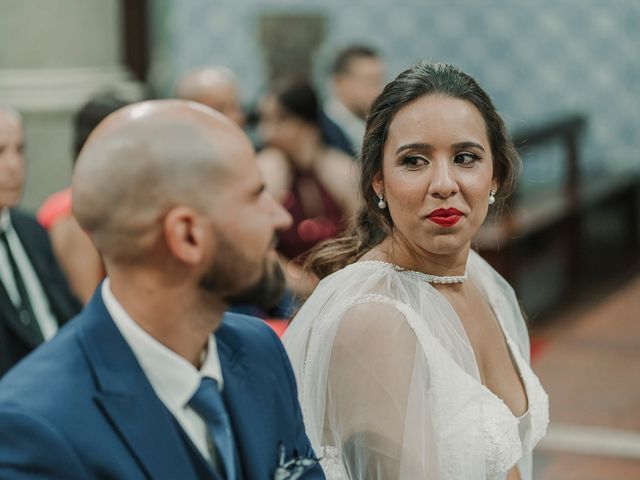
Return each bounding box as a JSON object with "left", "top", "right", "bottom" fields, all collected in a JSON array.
[{"left": 283, "top": 250, "right": 549, "bottom": 480}]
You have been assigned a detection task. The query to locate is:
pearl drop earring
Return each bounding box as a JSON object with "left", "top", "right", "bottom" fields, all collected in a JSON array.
[
  {"left": 377, "top": 194, "right": 387, "bottom": 209},
  {"left": 488, "top": 190, "right": 496, "bottom": 205}
]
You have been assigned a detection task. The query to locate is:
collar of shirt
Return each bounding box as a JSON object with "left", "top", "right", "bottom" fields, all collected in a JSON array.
[
  {"left": 0, "top": 208, "right": 10, "bottom": 233},
  {"left": 102, "top": 279, "right": 224, "bottom": 413}
]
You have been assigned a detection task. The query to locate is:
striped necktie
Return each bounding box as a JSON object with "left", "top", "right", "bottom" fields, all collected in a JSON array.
[{"left": 0, "top": 230, "right": 44, "bottom": 345}]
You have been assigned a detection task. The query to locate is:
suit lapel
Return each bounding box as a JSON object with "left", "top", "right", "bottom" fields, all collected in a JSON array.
[
  {"left": 78, "top": 289, "right": 201, "bottom": 480},
  {"left": 10, "top": 210, "right": 77, "bottom": 324},
  {"left": 217, "top": 321, "right": 273, "bottom": 480}
]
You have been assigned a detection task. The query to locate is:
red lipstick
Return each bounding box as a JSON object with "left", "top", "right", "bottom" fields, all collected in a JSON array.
[{"left": 426, "top": 208, "right": 463, "bottom": 227}]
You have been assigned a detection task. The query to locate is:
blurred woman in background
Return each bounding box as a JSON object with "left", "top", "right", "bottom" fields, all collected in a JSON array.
[{"left": 256, "top": 78, "right": 359, "bottom": 296}]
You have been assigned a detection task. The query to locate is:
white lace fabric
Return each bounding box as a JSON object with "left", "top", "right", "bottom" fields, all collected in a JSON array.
[{"left": 283, "top": 250, "right": 549, "bottom": 480}]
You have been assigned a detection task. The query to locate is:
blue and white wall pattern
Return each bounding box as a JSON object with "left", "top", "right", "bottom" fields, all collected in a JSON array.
[{"left": 149, "top": 0, "right": 639, "bottom": 181}]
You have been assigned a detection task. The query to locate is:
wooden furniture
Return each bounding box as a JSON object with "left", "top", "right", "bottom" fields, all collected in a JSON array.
[{"left": 476, "top": 114, "right": 640, "bottom": 319}]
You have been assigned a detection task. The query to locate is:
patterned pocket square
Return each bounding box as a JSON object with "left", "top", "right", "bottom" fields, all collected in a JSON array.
[{"left": 273, "top": 443, "right": 320, "bottom": 480}]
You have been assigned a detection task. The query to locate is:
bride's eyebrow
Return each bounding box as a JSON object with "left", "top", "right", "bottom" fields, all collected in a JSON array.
[
  {"left": 395, "top": 142, "right": 433, "bottom": 154},
  {"left": 452, "top": 141, "right": 485, "bottom": 152}
]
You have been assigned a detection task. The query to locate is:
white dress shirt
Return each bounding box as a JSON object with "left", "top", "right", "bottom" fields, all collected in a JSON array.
[
  {"left": 0, "top": 209, "right": 58, "bottom": 340},
  {"left": 324, "top": 95, "right": 366, "bottom": 154},
  {"left": 102, "top": 279, "right": 224, "bottom": 464}
]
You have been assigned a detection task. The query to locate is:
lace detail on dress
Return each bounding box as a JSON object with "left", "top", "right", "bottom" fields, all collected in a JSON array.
[
  {"left": 344, "top": 292, "right": 408, "bottom": 311},
  {"left": 319, "top": 446, "right": 349, "bottom": 480},
  {"left": 480, "top": 389, "right": 523, "bottom": 478}
]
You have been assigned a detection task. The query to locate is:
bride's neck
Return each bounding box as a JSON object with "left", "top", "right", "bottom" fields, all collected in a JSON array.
[{"left": 373, "top": 235, "right": 470, "bottom": 277}]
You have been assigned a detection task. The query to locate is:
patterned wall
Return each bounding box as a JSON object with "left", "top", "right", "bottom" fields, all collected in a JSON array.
[{"left": 149, "top": 0, "right": 640, "bottom": 182}]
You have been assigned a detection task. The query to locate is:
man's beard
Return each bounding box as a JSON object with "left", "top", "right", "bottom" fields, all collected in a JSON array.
[
  {"left": 199, "top": 232, "right": 286, "bottom": 310},
  {"left": 225, "top": 257, "right": 286, "bottom": 308}
]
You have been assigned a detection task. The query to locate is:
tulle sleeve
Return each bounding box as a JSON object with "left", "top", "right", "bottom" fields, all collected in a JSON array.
[
  {"left": 324, "top": 299, "right": 428, "bottom": 478},
  {"left": 285, "top": 292, "right": 446, "bottom": 479}
]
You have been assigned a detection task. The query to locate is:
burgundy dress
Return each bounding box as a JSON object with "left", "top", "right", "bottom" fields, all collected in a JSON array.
[{"left": 278, "top": 169, "right": 346, "bottom": 261}]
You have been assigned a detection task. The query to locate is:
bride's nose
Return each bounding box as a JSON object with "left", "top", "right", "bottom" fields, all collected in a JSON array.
[{"left": 428, "top": 160, "right": 459, "bottom": 199}]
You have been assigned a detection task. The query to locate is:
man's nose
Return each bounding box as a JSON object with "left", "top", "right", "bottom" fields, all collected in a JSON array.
[{"left": 270, "top": 194, "right": 293, "bottom": 232}]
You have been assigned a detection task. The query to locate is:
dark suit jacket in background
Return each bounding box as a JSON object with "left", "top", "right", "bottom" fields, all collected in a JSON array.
[
  {"left": 319, "top": 109, "right": 356, "bottom": 158},
  {"left": 0, "top": 208, "right": 81, "bottom": 377},
  {"left": 0, "top": 288, "right": 324, "bottom": 480}
]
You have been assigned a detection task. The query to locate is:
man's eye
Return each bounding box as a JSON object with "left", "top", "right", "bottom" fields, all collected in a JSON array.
[{"left": 454, "top": 152, "right": 479, "bottom": 165}]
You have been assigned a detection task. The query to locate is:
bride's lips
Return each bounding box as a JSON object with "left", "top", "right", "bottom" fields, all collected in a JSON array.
[{"left": 426, "top": 208, "right": 463, "bottom": 227}]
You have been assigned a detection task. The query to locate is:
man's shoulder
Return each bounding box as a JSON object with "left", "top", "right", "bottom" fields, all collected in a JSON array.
[
  {"left": 319, "top": 106, "right": 354, "bottom": 156},
  {"left": 9, "top": 208, "right": 51, "bottom": 251},
  {"left": 9, "top": 208, "right": 45, "bottom": 233},
  {"left": 218, "top": 312, "right": 278, "bottom": 347},
  {"left": 216, "top": 313, "right": 292, "bottom": 373}
]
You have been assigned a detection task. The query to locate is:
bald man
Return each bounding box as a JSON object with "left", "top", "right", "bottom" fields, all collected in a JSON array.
[
  {"left": 0, "top": 101, "right": 324, "bottom": 480},
  {"left": 0, "top": 106, "right": 80, "bottom": 377},
  {"left": 176, "top": 66, "right": 245, "bottom": 127}
]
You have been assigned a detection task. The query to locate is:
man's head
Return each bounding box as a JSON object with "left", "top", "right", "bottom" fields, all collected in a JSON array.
[
  {"left": 330, "top": 45, "right": 385, "bottom": 120},
  {"left": 72, "top": 100, "right": 291, "bottom": 307},
  {"left": 175, "top": 67, "right": 245, "bottom": 128},
  {"left": 0, "top": 106, "right": 25, "bottom": 210}
]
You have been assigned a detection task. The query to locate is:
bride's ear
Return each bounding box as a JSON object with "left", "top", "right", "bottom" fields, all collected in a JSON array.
[{"left": 372, "top": 171, "right": 384, "bottom": 197}]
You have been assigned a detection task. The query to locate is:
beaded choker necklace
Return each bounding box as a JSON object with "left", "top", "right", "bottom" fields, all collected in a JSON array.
[
  {"left": 358, "top": 260, "right": 467, "bottom": 284},
  {"left": 395, "top": 266, "right": 467, "bottom": 284}
]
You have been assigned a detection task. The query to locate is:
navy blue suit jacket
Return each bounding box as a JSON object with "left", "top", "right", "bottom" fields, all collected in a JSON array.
[
  {"left": 0, "top": 288, "right": 324, "bottom": 479},
  {"left": 0, "top": 209, "right": 81, "bottom": 377}
]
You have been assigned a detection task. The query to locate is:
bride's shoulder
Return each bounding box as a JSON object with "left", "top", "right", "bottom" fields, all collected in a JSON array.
[
  {"left": 334, "top": 292, "right": 419, "bottom": 349},
  {"left": 326, "top": 259, "right": 395, "bottom": 278},
  {"left": 315, "top": 260, "right": 395, "bottom": 293},
  {"left": 316, "top": 260, "right": 446, "bottom": 310},
  {"left": 318, "top": 261, "right": 414, "bottom": 300}
]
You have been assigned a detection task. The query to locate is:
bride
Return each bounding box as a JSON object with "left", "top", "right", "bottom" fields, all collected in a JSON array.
[{"left": 282, "top": 62, "right": 548, "bottom": 479}]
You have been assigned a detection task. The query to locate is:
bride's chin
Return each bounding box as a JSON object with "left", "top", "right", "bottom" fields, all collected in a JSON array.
[{"left": 420, "top": 236, "right": 470, "bottom": 257}]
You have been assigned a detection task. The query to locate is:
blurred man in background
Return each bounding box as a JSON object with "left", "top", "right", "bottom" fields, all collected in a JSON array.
[
  {"left": 322, "top": 45, "right": 385, "bottom": 156},
  {"left": 0, "top": 106, "right": 80, "bottom": 377},
  {"left": 176, "top": 66, "right": 246, "bottom": 128}
]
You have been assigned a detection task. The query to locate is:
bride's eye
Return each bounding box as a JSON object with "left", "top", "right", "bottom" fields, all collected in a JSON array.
[
  {"left": 401, "top": 155, "right": 428, "bottom": 170},
  {"left": 453, "top": 152, "right": 480, "bottom": 166}
]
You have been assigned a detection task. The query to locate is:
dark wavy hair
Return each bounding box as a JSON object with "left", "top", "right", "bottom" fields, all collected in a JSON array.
[
  {"left": 306, "top": 61, "right": 521, "bottom": 279},
  {"left": 73, "top": 93, "right": 130, "bottom": 160},
  {"left": 271, "top": 77, "right": 320, "bottom": 125}
]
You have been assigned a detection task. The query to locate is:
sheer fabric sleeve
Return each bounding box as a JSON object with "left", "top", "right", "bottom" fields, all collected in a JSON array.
[
  {"left": 284, "top": 261, "right": 492, "bottom": 480},
  {"left": 321, "top": 298, "right": 437, "bottom": 479}
]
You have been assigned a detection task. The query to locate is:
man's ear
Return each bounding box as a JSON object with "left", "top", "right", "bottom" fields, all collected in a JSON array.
[
  {"left": 372, "top": 171, "right": 384, "bottom": 197},
  {"left": 163, "top": 206, "right": 212, "bottom": 265}
]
